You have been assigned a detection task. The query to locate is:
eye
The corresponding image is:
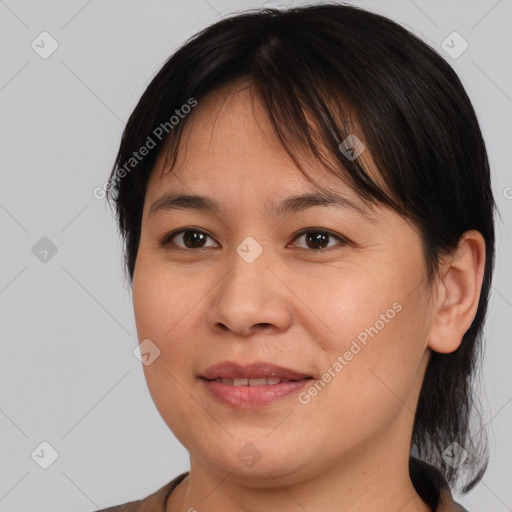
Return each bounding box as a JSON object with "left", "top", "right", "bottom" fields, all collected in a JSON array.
[
  {"left": 161, "top": 227, "right": 348, "bottom": 251},
  {"left": 289, "top": 228, "right": 348, "bottom": 251},
  {"left": 161, "top": 228, "right": 218, "bottom": 250}
]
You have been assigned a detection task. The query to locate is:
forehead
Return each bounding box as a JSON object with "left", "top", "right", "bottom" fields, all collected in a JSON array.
[
  {"left": 153, "top": 83, "right": 306, "bottom": 183},
  {"left": 143, "top": 82, "right": 383, "bottom": 221}
]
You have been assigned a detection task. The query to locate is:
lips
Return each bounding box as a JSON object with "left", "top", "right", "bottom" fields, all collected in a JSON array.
[
  {"left": 200, "top": 361, "right": 314, "bottom": 408},
  {"left": 199, "top": 361, "right": 314, "bottom": 382}
]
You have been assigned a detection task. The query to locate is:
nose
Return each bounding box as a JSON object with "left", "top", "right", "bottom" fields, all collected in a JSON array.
[{"left": 205, "top": 244, "right": 292, "bottom": 337}]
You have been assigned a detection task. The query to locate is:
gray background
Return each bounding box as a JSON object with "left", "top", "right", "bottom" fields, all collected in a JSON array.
[{"left": 0, "top": 0, "right": 510, "bottom": 510}]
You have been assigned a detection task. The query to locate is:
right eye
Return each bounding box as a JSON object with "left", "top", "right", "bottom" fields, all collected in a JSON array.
[{"left": 160, "top": 228, "right": 219, "bottom": 250}]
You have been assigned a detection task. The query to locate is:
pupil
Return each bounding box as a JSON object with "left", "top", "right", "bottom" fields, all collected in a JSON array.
[
  {"left": 306, "top": 232, "right": 328, "bottom": 249},
  {"left": 181, "top": 231, "right": 329, "bottom": 249},
  {"left": 185, "top": 231, "right": 205, "bottom": 248}
]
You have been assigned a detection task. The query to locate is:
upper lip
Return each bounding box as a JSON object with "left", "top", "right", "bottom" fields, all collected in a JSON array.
[{"left": 200, "top": 361, "right": 313, "bottom": 381}]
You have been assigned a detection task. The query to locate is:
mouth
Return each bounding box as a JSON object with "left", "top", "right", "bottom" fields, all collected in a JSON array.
[
  {"left": 199, "top": 361, "right": 314, "bottom": 408},
  {"left": 199, "top": 360, "right": 315, "bottom": 383},
  {"left": 204, "top": 376, "right": 311, "bottom": 386}
]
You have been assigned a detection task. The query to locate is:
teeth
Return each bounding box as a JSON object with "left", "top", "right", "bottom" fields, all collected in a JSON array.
[
  {"left": 214, "top": 377, "right": 293, "bottom": 386},
  {"left": 248, "top": 378, "right": 266, "bottom": 386}
]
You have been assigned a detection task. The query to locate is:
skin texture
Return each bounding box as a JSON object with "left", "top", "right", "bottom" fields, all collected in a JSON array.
[{"left": 131, "top": 82, "right": 486, "bottom": 512}]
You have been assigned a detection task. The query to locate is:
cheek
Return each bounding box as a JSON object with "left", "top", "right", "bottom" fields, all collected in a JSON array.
[
  {"left": 132, "top": 259, "right": 203, "bottom": 438},
  {"left": 298, "top": 312, "right": 429, "bottom": 456},
  {"left": 132, "top": 255, "right": 208, "bottom": 392},
  {"left": 132, "top": 254, "right": 198, "bottom": 341},
  {"left": 317, "top": 290, "right": 431, "bottom": 428},
  {"left": 307, "top": 252, "right": 431, "bottom": 408},
  {"left": 301, "top": 265, "right": 413, "bottom": 350}
]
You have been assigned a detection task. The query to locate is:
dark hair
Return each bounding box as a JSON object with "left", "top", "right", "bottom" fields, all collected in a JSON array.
[{"left": 106, "top": 2, "right": 496, "bottom": 494}]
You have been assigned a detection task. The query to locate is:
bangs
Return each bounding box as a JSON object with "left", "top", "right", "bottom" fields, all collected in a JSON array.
[{"left": 157, "top": 29, "right": 405, "bottom": 221}]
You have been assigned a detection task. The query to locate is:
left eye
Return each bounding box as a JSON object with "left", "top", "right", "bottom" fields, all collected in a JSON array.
[
  {"left": 290, "top": 229, "right": 347, "bottom": 250},
  {"left": 161, "top": 228, "right": 347, "bottom": 251}
]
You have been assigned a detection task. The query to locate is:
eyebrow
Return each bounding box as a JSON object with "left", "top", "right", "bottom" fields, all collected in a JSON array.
[{"left": 148, "top": 190, "right": 375, "bottom": 221}]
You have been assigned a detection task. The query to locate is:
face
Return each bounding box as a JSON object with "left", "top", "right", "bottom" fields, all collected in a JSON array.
[{"left": 132, "top": 82, "right": 434, "bottom": 485}]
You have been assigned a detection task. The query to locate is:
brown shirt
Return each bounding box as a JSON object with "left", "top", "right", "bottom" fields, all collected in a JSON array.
[{"left": 95, "top": 459, "right": 469, "bottom": 512}]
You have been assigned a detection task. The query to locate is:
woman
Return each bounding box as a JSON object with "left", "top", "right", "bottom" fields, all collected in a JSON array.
[{"left": 98, "top": 3, "right": 495, "bottom": 511}]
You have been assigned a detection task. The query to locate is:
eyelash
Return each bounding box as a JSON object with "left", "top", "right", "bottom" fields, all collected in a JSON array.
[{"left": 160, "top": 227, "right": 349, "bottom": 252}]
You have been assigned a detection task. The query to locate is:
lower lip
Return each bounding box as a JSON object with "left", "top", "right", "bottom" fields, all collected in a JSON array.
[{"left": 201, "top": 378, "right": 312, "bottom": 408}]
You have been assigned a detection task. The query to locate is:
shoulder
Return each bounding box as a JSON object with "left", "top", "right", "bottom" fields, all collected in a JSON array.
[{"left": 94, "top": 472, "right": 189, "bottom": 512}]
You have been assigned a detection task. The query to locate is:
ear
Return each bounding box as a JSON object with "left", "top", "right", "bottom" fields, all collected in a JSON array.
[{"left": 427, "top": 230, "right": 486, "bottom": 354}]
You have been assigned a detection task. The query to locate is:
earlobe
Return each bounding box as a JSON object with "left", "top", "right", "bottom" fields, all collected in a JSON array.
[{"left": 427, "top": 230, "right": 486, "bottom": 354}]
